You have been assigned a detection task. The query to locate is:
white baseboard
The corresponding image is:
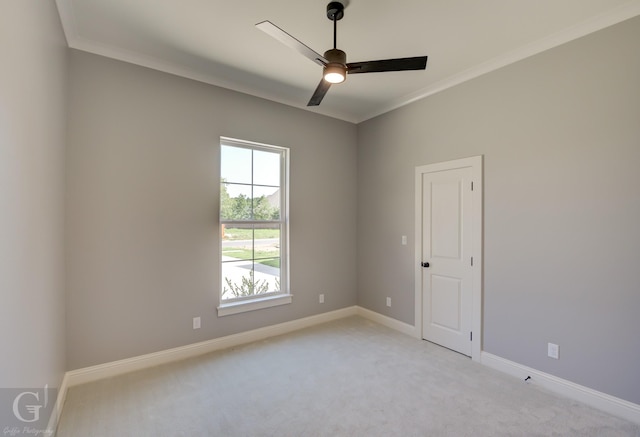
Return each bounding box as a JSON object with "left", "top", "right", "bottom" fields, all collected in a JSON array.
[
  {"left": 66, "top": 306, "right": 358, "bottom": 387},
  {"left": 481, "top": 352, "right": 640, "bottom": 425},
  {"left": 356, "top": 306, "right": 418, "bottom": 337}
]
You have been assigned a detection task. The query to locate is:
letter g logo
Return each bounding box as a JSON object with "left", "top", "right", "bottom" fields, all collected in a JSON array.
[{"left": 12, "top": 391, "right": 43, "bottom": 423}]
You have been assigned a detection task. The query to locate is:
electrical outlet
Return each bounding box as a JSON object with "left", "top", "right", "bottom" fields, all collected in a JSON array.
[
  {"left": 547, "top": 342, "right": 559, "bottom": 359},
  {"left": 193, "top": 317, "right": 201, "bottom": 330},
  {"left": 386, "top": 297, "right": 391, "bottom": 307},
  {"left": 401, "top": 235, "right": 407, "bottom": 245},
  {"left": 319, "top": 294, "right": 325, "bottom": 304}
]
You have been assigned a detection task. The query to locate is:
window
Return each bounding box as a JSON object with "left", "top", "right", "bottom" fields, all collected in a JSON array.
[{"left": 218, "top": 137, "right": 290, "bottom": 316}]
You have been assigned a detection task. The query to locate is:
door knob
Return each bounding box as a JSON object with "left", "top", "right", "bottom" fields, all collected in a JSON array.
[{"left": 421, "top": 262, "right": 430, "bottom": 268}]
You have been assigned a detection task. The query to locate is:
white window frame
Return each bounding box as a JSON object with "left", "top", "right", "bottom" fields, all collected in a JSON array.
[{"left": 217, "top": 137, "right": 290, "bottom": 316}]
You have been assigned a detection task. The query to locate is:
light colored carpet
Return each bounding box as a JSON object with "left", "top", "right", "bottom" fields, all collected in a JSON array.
[{"left": 57, "top": 316, "right": 640, "bottom": 436}]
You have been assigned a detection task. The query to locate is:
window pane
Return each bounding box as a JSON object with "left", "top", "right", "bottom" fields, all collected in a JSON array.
[
  {"left": 254, "top": 225, "right": 280, "bottom": 261},
  {"left": 253, "top": 149, "right": 280, "bottom": 186},
  {"left": 253, "top": 186, "right": 280, "bottom": 220},
  {"left": 221, "top": 260, "right": 254, "bottom": 300},
  {"left": 254, "top": 225, "right": 280, "bottom": 292},
  {"left": 222, "top": 224, "right": 253, "bottom": 259},
  {"left": 221, "top": 145, "right": 252, "bottom": 184},
  {"left": 255, "top": 259, "right": 280, "bottom": 292},
  {"left": 221, "top": 183, "right": 252, "bottom": 220}
]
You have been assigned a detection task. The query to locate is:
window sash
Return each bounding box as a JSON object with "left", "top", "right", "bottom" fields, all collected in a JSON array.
[{"left": 221, "top": 221, "right": 285, "bottom": 303}]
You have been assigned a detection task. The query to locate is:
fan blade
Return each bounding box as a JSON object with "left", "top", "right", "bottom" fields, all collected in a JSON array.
[
  {"left": 347, "top": 56, "right": 428, "bottom": 74},
  {"left": 256, "top": 21, "right": 328, "bottom": 66},
  {"left": 307, "top": 79, "right": 332, "bottom": 106}
]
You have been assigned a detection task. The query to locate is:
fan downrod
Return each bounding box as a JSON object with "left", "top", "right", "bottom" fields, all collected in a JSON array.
[{"left": 326, "top": 2, "right": 344, "bottom": 21}]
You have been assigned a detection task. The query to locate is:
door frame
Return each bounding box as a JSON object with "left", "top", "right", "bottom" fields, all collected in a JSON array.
[{"left": 414, "top": 155, "right": 483, "bottom": 361}]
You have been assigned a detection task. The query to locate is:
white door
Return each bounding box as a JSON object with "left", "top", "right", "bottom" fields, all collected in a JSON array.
[{"left": 420, "top": 165, "right": 474, "bottom": 356}]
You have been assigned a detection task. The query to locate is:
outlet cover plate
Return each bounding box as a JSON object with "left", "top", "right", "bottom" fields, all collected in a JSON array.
[{"left": 548, "top": 342, "right": 559, "bottom": 359}]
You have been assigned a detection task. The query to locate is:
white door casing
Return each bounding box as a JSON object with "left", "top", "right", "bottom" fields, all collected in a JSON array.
[{"left": 415, "top": 156, "right": 483, "bottom": 361}]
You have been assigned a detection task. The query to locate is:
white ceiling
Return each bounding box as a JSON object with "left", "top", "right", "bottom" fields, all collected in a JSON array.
[{"left": 56, "top": 0, "right": 640, "bottom": 123}]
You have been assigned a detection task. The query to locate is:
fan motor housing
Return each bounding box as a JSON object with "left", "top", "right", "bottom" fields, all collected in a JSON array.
[{"left": 324, "top": 48, "right": 346, "bottom": 65}]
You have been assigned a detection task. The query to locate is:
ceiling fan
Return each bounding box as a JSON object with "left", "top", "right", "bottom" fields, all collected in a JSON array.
[{"left": 256, "top": 1, "right": 428, "bottom": 106}]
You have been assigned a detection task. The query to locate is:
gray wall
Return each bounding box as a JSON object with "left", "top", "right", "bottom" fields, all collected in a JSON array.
[
  {"left": 0, "top": 2, "right": 68, "bottom": 389},
  {"left": 357, "top": 17, "right": 640, "bottom": 404},
  {"left": 66, "top": 51, "right": 358, "bottom": 369}
]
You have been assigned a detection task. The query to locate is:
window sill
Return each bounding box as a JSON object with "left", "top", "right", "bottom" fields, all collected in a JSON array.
[{"left": 217, "top": 294, "right": 292, "bottom": 317}]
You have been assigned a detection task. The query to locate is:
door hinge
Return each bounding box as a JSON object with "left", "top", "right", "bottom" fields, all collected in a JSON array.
[
  {"left": 471, "top": 181, "right": 474, "bottom": 191},
  {"left": 471, "top": 256, "right": 474, "bottom": 266},
  {"left": 470, "top": 332, "right": 473, "bottom": 341}
]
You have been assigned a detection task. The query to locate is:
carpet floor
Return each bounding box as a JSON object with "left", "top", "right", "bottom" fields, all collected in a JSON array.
[{"left": 57, "top": 316, "right": 640, "bottom": 436}]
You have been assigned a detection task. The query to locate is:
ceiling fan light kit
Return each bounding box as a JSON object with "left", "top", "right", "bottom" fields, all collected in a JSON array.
[
  {"left": 257, "top": 1, "right": 427, "bottom": 106},
  {"left": 324, "top": 65, "right": 346, "bottom": 83},
  {"left": 323, "top": 48, "right": 347, "bottom": 83}
]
